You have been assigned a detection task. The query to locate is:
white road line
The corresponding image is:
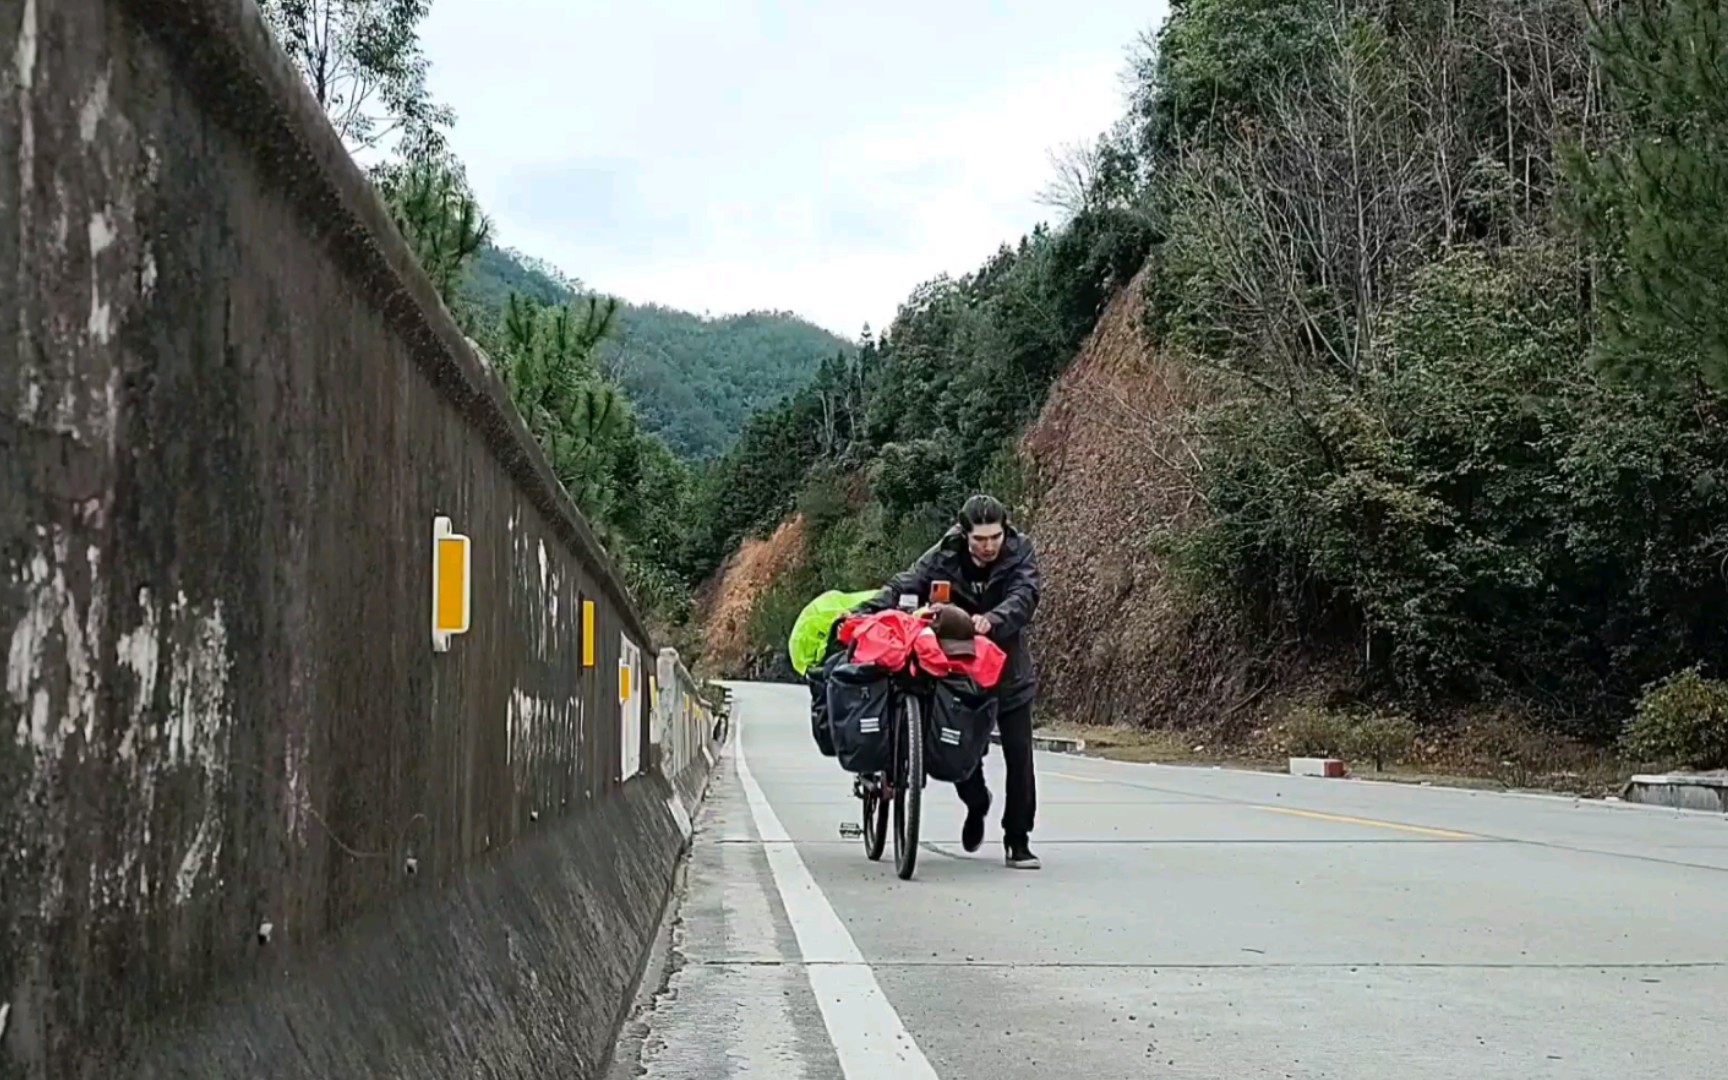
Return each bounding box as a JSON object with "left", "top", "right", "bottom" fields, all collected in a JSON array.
[{"left": 733, "top": 710, "right": 941, "bottom": 1080}]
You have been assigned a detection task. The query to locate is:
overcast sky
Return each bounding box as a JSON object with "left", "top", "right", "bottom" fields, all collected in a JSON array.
[{"left": 420, "top": 2, "right": 1168, "bottom": 339}]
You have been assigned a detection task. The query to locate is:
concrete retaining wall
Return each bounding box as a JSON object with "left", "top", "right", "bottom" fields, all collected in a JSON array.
[
  {"left": 1622, "top": 774, "right": 1728, "bottom": 813},
  {"left": 0, "top": 0, "right": 721, "bottom": 1073}
]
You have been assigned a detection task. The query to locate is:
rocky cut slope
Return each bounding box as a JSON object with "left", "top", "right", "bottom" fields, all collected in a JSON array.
[
  {"left": 695, "top": 515, "right": 808, "bottom": 678},
  {"left": 1019, "top": 269, "right": 1295, "bottom": 733}
]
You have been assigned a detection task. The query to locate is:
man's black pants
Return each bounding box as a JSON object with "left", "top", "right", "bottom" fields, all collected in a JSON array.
[{"left": 955, "top": 698, "right": 1036, "bottom": 844}]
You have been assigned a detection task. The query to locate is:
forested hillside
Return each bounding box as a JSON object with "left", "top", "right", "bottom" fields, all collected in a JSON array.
[
  {"left": 597, "top": 307, "right": 852, "bottom": 460},
  {"left": 462, "top": 246, "right": 853, "bottom": 459},
  {"left": 698, "top": 0, "right": 1728, "bottom": 779}
]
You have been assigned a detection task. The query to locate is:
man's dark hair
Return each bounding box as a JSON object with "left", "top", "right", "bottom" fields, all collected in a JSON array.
[{"left": 958, "top": 494, "right": 1007, "bottom": 533}]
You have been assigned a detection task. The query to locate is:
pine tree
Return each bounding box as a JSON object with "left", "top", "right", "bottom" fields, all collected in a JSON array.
[
  {"left": 377, "top": 157, "right": 491, "bottom": 320},
  {"left": 496, "top": 294, "right": 630, "bottom": 530},
  {"left": 1569, "top": 0, "right": 1728, "bottom": 388}
]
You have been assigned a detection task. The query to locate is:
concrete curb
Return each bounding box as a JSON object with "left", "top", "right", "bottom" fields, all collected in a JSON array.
[
  {"left": 603, "top": 674, "right": 726, "bottom": 1080},
  {"left": 607, "top": 715, "right": 735, "bottom": 1078},
  {"left": 995, "top": 731, "right": 1728, "bottom": 820},
  {"left": 1028, "top": 750, "right": 1728, "bottom": 818},
  {"left": 602, "top": 833, "right": 695, "bottom": 1080},
  {"left": 1289, "top": 756, "right": 1347, "bottom": 778},
  {"left": 1621, "top": 773, "right": 1728, "bottom": 813},
  {"left": 992, "top": 729, "right": 1087, "bottom": 753}
]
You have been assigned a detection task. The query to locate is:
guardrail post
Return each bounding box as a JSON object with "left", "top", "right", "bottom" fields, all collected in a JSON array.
[{"left": 656, "top": 648, "right": 680, "bottom": 780}]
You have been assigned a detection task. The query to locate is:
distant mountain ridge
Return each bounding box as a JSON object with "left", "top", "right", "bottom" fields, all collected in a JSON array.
[{"left": 461, "top": 245, "right": 855, "bottom": 459}]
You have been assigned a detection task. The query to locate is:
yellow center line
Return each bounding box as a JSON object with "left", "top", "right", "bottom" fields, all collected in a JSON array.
[
  {"left": 1256, "top": 805, "right": 1477, "bottom": 840},
  {"left": 1041, "top": 769, "right": 1477, "bottom": 838},
  {"left": 1047, "top": 770, "right": 1105, "bottom": 784}
]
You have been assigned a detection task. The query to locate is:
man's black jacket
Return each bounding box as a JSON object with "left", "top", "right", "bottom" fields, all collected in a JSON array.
[{"left": 857, "top": 524, "right": 1042, "bottom": 711}]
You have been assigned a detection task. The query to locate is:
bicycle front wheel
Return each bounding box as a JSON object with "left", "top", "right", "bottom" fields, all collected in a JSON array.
[{"left": 893, "top": 694, "right": 923, "bottom": 880}]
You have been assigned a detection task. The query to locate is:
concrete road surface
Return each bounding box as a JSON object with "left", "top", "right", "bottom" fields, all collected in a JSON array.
[{"left": 609, "top": 682, "right": 1727, "bottom": 1079}]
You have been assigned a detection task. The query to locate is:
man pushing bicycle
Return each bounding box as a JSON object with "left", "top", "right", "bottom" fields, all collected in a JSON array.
[{"left": 853, "top": 494, "right": 1043, "bottom": 870}]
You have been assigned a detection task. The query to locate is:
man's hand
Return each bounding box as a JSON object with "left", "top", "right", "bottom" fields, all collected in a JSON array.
[{"left": 972, "top": 614, "right": 993, "bottom": 636}]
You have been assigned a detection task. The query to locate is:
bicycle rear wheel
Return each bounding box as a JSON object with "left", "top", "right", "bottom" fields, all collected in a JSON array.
[
  {"left": 893, "top": 694, "right": 923, "bottom": 880},
  {"left": 863, "top": 780, "right": 888, "bottom": 860}
]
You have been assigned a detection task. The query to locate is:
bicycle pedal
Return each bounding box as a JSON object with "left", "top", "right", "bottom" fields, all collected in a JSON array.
[{"left": 838, "top": 822, "right": 864, "bottom": 838}]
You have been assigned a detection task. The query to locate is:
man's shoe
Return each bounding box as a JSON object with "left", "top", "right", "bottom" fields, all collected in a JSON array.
[
  {"left": 1004, "top": 840, "right": 1041, "bottom": 870},
  {"left": 962, "top": 791, "right": 991, "bottom": 853}
]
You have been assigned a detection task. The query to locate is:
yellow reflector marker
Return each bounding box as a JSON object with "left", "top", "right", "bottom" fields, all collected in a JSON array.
[
  {"left": 582, "top": 599, "right": 596, "bottom": 667},
  {"left": 431, "top": 515, "right": 471, "bottom": 652}
]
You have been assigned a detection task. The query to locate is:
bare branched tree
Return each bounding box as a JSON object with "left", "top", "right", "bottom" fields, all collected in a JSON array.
[
  {"left": 258, "top": 0, "right": 454, "bottom": 157},
  {"left": 1154, "top": 0, "right": 1592, "bottom": 382},
  {"left": 1036, "top": 139, "right": 1106, "bottom": 218}
]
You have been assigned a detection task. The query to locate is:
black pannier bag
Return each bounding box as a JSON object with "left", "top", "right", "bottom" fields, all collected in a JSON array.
[
  {"left": 923, "top": 673, "right": 997, "bottom": 783},
  {"left": 826, "top": 661, "right": 894, "bottom": 774},
  {"left": 806, "top": 650, "right": 845, "bottom": 757}
]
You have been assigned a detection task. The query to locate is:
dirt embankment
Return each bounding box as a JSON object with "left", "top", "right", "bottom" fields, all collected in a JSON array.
[
  {"left": 694, "top": 515, "right": 807, "bottom": 677},
  {"left": 1019, "top": 269, "right": 1320, "bottom": 734}
]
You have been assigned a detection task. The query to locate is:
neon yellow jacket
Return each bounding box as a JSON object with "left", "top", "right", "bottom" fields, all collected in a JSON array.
[{"left": 788, "top": 589, "right": 878, "bottom": 676}]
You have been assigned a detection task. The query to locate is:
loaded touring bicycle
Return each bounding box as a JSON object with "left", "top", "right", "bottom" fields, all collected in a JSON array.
[{"left": 807, "top": 588, "right": 1003, "bottom": 881}]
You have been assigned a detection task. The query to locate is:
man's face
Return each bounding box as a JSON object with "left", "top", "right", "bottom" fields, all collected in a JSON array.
[{"left": 966, "top": 522, "right": 1005, "bottom": 565}]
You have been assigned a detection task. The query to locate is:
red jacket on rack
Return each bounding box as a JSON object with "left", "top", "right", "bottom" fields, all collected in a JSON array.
[{"left": 836, "top": 609, "right": 1006, "bottom": 688}]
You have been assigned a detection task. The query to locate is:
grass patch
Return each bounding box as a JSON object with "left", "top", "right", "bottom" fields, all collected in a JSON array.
[{"left": 1036, "top": 712, "right": 1636, "bottom": 799}]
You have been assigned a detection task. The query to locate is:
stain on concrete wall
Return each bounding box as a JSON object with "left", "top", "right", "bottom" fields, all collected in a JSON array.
[{"left": 0, "top": 0, "right": 675, "bottom": 1074}]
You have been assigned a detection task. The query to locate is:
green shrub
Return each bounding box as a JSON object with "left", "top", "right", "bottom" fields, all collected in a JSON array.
[
  {"left": 1172, "top": 244, "right": 1728, "bottom": 732},
  {"left": 1283, "top": 707, "right": 1417, "bottom": 769},
  {"left": 1281, "top": 706, "right": 1352, "bottom": 757},
  {"left": 870, "top": 440, "right": 958, "bottom": 518},
  {"left": 620, "top": 555, "right": 691, "bottom": 626},
  {"left": 1621, "top": 667, "right": 1728, "bottom": 770},
  {"left": 795, "top": 469, "right": 851, "bottom": 531},
  {"left": 1344, "top": 713, "right": 1419, "bottom": 772}
]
